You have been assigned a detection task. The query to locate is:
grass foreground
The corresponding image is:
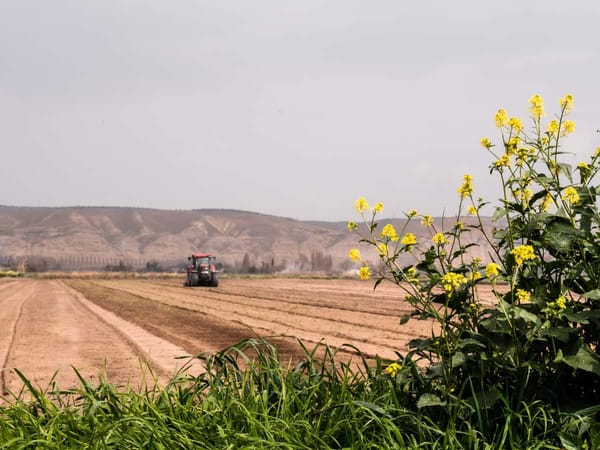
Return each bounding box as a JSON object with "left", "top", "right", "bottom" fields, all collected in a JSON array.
[{"left": 1, "top": 338, "right": 595, "bottom": 449}]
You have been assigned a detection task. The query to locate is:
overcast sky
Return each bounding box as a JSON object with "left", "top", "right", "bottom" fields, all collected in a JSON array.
[{"left": 1, "top": 1, "right": 599, "bottom": 221}]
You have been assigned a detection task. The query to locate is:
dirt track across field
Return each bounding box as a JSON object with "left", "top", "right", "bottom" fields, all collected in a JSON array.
[{"left": 0, "top": 277, "right": 451, "bottom": 393}]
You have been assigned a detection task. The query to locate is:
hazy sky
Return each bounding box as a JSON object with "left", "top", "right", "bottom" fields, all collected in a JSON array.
[{"left": 1, "top": 1, "right": 599, "bottom": 221}]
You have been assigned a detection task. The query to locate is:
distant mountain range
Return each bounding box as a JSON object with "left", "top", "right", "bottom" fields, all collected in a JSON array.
[{"left": 0, "top": 206, "right": 500, "bottom": 272}]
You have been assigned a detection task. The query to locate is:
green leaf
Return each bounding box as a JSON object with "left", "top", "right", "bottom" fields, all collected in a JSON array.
[
  {"left": 540, "top": 326, "right": 573, "bottom": 343},
  {"left": 583, "top": 289, "right": 600, "bottom": 300},
  {"left": 353, "top": 400, "right": 390, "bottom": 417},
  {"left": 451, "top": 351, "right": 466, "bottom": 368},
  {"left": 559, "top": 433, "right": 582, "bottom": 450},
  {"left": 417, "top": 393, "right": 446, "bottom": 409},
  {"left": 457, "top": 338, "right": 486, "bottom": 350},
  {"left": 555, "top": 344, "right": 600, "bottom": 375},
  {"left": 399, "top": 314, "right": 411, "bottom": 325},
  {"left": 466, "top": 390, "right": 500, "bottom": 410}
]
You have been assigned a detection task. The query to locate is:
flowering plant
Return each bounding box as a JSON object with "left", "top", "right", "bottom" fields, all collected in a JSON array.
[{"left": 350, "top": 95, "right": 600, "bottom": 440}]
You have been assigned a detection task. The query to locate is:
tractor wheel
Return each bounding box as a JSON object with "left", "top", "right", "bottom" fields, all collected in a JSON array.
[{"left": 210, "top": 274, "right": 219, "bottom": 287}]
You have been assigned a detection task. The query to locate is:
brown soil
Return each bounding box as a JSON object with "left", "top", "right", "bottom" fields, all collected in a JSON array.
[{"left": 1, "top": 277, "right": 495, "bottom": 394}]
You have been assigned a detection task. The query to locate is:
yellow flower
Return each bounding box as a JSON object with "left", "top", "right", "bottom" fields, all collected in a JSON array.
[
  {"left": 542, "top": 193, "right": 553, "bottom": 212},
  {"left": 562, "top": 186, "right": 580, "bottom": 205},
  {"left": 562, "top": 120, "right": 576, "bottom": 135},
  {"left": 509, "top": 116, "right": 523, "bottom": 132},
  {"left": 454, "top": 221, "right": 463, "bottom": 231},
  {"left": 348, "top": 248, "right": 361, "bottom": 262},
  {"left": 495, "top": 109, "right": 508, "bottom": 127},
  {"left": 407, "top": 266, "right": 417, "bottom": 277},
  {"left": 556, "top": 295, "right": 567, "bottom": 310},
  {"left": 480, "top": 137, "right": 492, "bottom": 148},
  {"left": 407, "top": 209, "right": 418, "bottom": 218},
  {"left": 381, "top": 223, "right": 399, "bottom": 241},
  {"left": 511, "top": 245, "right": 536, "bottom": 265},
  {"left": 347, "top": 221, "right": 359, "bottom": 231},
  {"left": 432, "top": 232, "right": 447, "bottom": 245},
  {"left": 441, "top": 272, "right": 467, "bottom": 293},
  {"left": 595, "top": 147, "right": 600, "bottom": 157},
  {"left": 547, "top": 120, "right": 559, "bottom": 136},
  {"left": 516, "top": 289, "right": 530, "bottom": 303},
  {"left": 358, "top": 265, "right": 371, "bottom": 280},
  {"left": 373, "top": 202, "right": 384, "bottom": 213},
  {"left": 377, "top": 242, "right": 388, "bottom": 256},
  {"left": 559, "top": 94, "right": 573, "bottom": 113},
  {"left": 420, "top": 214, "right": 433, "bottom": 227},
  {"left": 516, "top": 147, "right": 529, "bottom": 167},
  {"left": 528, "top": 94, "right": 545, "bottom": 119},
  {"left": 384, "top": 362, "right": 402, "bottom": 377},
  {"left": 469, "top": 271, "right": 482, "bottom": 282},
  {"left": 485, "top": 263, "right": 500, "bottom": 279},
  {"left": 467, "top": 205, "right": 478, "bottom": 216},
  {"left": 401, "top": 232, "right": 417, "bottom": 247},
  {"left": 458, "top": 174, "right": 473, "bottom": 198},
  {"left": 506, "top": 136, "right": 519, "bottom": 155},
  {"left": 494, "top": 154, "right": 511, "bottom": 168},
  {"left": 354, "top": 197, "right": 369, "bottom": 212}
]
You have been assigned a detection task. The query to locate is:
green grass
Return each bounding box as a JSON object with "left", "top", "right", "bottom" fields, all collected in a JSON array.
[{"left": 0, "top": 339, "right": 596, "bottom": 449}]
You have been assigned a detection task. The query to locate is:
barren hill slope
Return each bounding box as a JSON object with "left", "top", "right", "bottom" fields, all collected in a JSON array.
[{"left": 0, "top": 206, "right": 499, "bottom": 272}]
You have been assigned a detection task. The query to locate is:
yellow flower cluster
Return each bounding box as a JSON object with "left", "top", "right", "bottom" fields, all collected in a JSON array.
[
  {"left": 562, "top": 186, "right": 580, "bottom": 205},
  {"left": 510, "top": 245, "right": 536, "bottom": 265},
  {"left": 508, "top": 116, "right": 523, "bottom": 132},
  {"left": 354, "top": 197, "right": 369, "bottom": 212},
  {"left": 547, "top": 120, "right": 559, "bottom": 136},
  {"left": 441, "top": 272, "right": 467, "bottom": 293},
  {"left": 373, "top": 202, "right": 384, "bottom": 213},
  {"left": 347, "top": 221, "right": 359, "bottom": 231},
  {"left": 562, "top": 120, "right": 576, "bottom": 135},
  {"left": 528, "top": 94, "right": 545, "bottom": 119},
  {"left": 458, "top": 174, "right": 473, "bottom": 198},
  {"left": 384, "top": 362, "right": 402, "bottom": 377},
  {"left": 542, "top": 194, "right": 553, "bottom": 212},
  {"left": 407, "top": 209, "right": 418, "bottom": 218},
  {"left": 348, "top": 248, "right": 361, "bottom": 262},
  {"left": 516, "top": 289, "right": 530, "bottom": 303},
  {"left": 480, "top": 137, "right": 492, "bottom": 148},
  {"left": 467, "top": 205, "right": 478, "bottom": 216},
  {"left": 381, "top": 223, "right": 399, "bottom": 241},
  {"left": 559, "top": 94, "right": 573, "bottom": 113},
  {"left": 494, "top": 154, "right": 511, "bottom": 168},
  {"left": 495, "top": 109, "right": 508, "bottom": 128},
  {"left": 359, "top": 266, "right": 371, "bottom": 280},
  {"left": 485, "top": 262, "right": 500, "bottom": 279},
  {"left": 420, "top": 215, "right": 433, "bottom": 227},
  {"left": 401, "top": 232, "right": 417, "bottom": 247},
  {"left": 555, "top": 295, "right": 567, "bottom": 310},
  {"left": 432, "top": 232, "right": 447, "bottom": 245}
]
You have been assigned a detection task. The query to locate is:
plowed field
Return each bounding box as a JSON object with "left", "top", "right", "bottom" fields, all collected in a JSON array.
[{"left": 0, "top": 277, "right": 466, "bottom": 394}]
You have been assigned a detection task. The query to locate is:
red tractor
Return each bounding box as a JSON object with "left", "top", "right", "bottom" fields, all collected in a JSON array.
[{"left": 184, "top": 253, "right": 219, "bottom": 287}]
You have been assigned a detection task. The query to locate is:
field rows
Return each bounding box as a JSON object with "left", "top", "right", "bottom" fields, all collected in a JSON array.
[{"left": 1, "top": 277, "right": 435, "bottom": 392}]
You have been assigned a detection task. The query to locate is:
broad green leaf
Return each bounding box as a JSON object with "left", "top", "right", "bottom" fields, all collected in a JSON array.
[
  {"left": 466, "top": 390, "right": 500, "bottom": 410},
  {"left": 540, "top": 326, "right": 573, "bottom": 343},
  {"left": 417, "top": 393, "right": 446, "bottom": 409},
  {"left": 451, "top": 351, "right": 466, "bottom": 368},
  {"left": 583, "top": 289, "right": 600, "bottom": 300},
  {"left": 555, "top": 345, "right": 600, "bottom": 375}
]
